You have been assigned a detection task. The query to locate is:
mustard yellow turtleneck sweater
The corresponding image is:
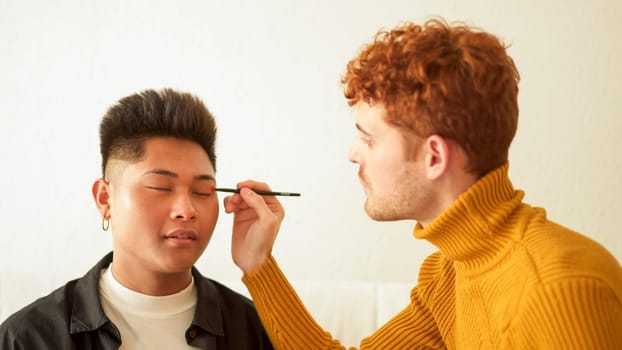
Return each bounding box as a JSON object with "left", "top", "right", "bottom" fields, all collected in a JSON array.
[{"left": 243, "top": 164, "right": 622, "bottom": 349}]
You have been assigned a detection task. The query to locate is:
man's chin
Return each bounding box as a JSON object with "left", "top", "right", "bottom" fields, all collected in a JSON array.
[
  {"left": 160, "top": 254, "right": 202, "bottom": 273},
  {"left": 364, "top": 201, "right": 390, "bottom": 221},
  {"left": 364, "top": 200, "right": 408, "bottom": 222}
]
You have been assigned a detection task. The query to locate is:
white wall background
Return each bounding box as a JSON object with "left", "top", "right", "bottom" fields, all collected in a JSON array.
[{"left": 1, "top": 0, "right": 621, "bottom": 318}]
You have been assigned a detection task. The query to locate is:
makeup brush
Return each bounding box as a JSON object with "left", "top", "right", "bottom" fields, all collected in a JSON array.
[{"left": 215, "top": 188, "right": 301, "bottom": 197}]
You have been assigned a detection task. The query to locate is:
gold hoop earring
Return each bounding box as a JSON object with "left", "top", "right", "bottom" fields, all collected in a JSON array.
[{"left": 102, "top": 217, "right": 110, "bottom": 231}]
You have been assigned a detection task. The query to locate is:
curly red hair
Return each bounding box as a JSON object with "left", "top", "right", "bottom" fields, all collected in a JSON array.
[{"left": 342, "top": 18, "right": 520, "bottom": 176}]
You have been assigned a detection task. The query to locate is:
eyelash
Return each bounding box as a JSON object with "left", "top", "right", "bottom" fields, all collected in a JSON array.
[
  {"left": 146, "top": 186, "right": 213, "bottom": 197},
  {"left": 146, "top": 186, "right": 171, "bottom": 192},
  {"left": 192, "top": 191, "right": 213, "bottom": 197}
]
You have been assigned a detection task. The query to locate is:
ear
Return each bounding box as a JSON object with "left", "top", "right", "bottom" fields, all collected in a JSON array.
[
  {"left": 423, "top": 135, "right": 450, "bottom": 180},
  {"left": 92, "top": 178, "right": 111, "bottom": 218}
]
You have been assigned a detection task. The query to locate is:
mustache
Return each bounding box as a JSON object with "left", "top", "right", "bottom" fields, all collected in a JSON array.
[{"left": 358, "top": 170, "right": 369, "bottom": 187}]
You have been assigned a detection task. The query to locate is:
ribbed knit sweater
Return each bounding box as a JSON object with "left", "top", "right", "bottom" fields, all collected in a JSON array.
[{"left": 243, "top": 164, "right": 622, "bottom": 349}]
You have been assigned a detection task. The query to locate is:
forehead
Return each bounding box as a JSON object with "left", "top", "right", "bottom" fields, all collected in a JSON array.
[
  {"left": 136, "top": 137, "right": 215, "bottom": 174},
  {"left": 355, "top": 102, "right": 406, "bottom": 139},
  {"left": 355, "top": 102, "right": 386, "bottom": 127}
]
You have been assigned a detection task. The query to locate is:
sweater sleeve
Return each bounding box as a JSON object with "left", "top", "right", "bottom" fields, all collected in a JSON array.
[
  {"left": 509, "top": 278, "right": 622, "bottom": 349},
  {"left": 242, "top": 255, "right": 446, "bottom": 350}
]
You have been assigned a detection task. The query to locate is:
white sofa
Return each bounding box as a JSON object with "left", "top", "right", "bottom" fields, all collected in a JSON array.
[{"left": 0, "top": 271, "right": 413, "bottom": 347}]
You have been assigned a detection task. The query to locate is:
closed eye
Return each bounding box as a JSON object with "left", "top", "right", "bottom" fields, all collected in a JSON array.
[
  {"left": 358, "top": 134, "right": 372, "bottom": 146},
  {"left": 193, "top": 191, "right": 213, "bottom": 197},
  {"left": 146, "top": 186, "right": 172, "bottom": 192},
  {"left": 192, "top": 187, "right": 215, "bottom": 197}
]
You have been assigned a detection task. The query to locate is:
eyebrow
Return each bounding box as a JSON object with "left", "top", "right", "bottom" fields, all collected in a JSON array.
[
  {"left": 355, "top": 123, "right": 371, "bottom": 136},
  {"left": 143, "top": 168, "right": 215, "bottom": 182}
]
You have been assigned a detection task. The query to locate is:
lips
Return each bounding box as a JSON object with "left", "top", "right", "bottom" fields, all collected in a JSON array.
[
  {"left": 358, "top": 172, "right": 369, "bottom": 188},
  {"left": 164, "top": 230, "right": 197, "bottom": 240}
]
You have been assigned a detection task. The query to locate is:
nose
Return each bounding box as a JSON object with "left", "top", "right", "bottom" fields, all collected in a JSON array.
[
  {"left": 348, "top": 139, "right": 359, "bottom": 164},
  {"left": 170, "top": 193, "right": 197, "bottom": 221}
]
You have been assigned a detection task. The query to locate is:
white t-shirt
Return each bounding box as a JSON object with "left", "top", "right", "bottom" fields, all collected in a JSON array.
[{"left": 99, "top": 265, "right": 200, "bottom": 349}]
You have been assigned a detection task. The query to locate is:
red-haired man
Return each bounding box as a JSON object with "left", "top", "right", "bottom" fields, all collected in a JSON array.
[{"left": 224, "top": 19, "right": 622, "bottom": 349}]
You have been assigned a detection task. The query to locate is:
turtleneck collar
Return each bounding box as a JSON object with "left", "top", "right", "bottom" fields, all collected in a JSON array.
[
  {"left": 413, "top": 162, "right": 525, "bottom": 274},
  {"left": 100, "top": 264, "right": 197, "bottom": 318}
]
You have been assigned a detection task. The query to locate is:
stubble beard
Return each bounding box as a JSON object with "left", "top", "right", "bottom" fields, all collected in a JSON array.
[
  {"left": 359, "top": 170, "right": 407, "bottom": 221},
  {"left": 360, "top": 166, "right": 431, "bottom": 222},
  {"left": 364, "top": 192, "right": 412, "bottom": 221}
]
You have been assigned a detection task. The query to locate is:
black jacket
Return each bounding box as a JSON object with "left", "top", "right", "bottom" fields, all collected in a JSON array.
[{"left": 0, "top": 253, "right": 273, "bottom": 349}]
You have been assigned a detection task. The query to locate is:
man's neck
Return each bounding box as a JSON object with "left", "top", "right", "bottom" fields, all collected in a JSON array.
[
  {"left": 419, "top": 165, "right": 479, "bottom": 228},
  {"left": 110, "top": 262, "right": 193, "bottom": 296}
]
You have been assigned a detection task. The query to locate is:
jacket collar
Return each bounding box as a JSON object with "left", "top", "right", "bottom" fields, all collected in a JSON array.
[
  {"left": 69, "top": 252, "right": 116, "bottom": 334},
  {"left": 69, "top": 252, "right": 224, "bottom": 337},
  {"left": 191, "top": 266, "right": 225, "bottom": 336}
]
